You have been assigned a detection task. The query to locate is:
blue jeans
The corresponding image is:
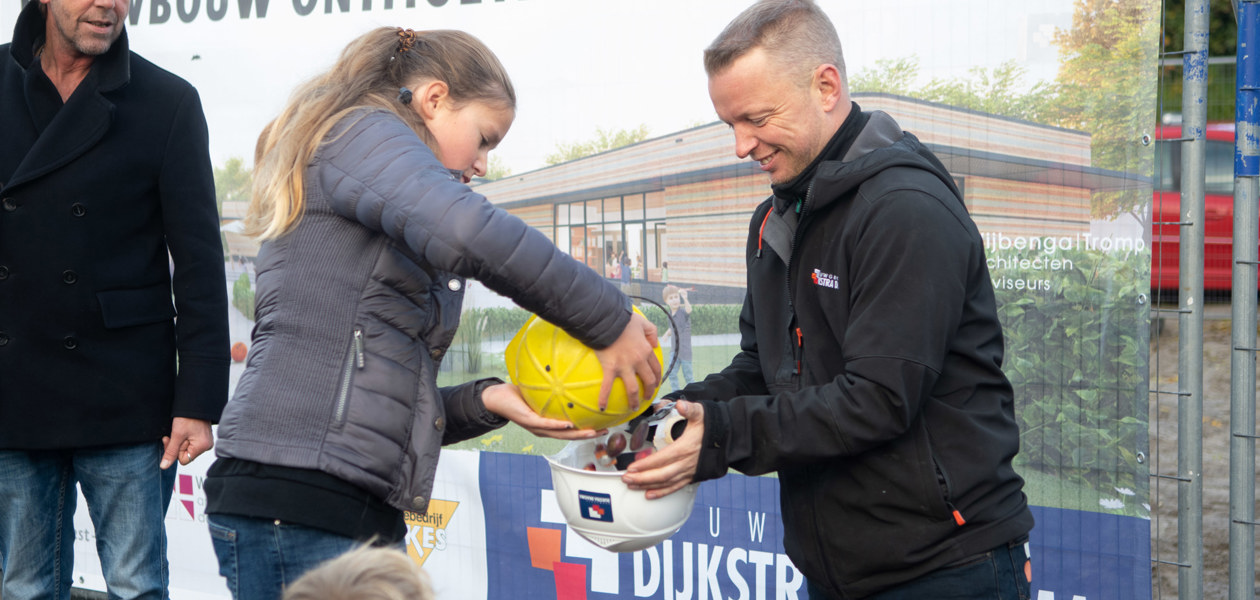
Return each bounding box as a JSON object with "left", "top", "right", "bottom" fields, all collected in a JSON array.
[
  {"left": 667, "top": 351, "right": 694, "bottom": 392},
  {"left": 208, "top": 514, "right": 402, "bottom": 600},
  {"left": 807, "top": 538, "right": 1031, "bottom": 600},
  {"left": 0, "top": 443, "right": 175, "bottom": 600}
]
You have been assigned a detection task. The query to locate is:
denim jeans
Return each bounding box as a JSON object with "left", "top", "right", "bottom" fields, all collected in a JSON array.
[
  {"left": 0, "top": 443, "right": 175, "bottom": 600},
  {"left": 208, "top": 514, "right": 402, "bottom": 600},
  {"left": 667, "top": 351, "right": 694, "bottom": 392},
  {"left": 806, "top": 538, "right": 1031, "bottom": 600}
]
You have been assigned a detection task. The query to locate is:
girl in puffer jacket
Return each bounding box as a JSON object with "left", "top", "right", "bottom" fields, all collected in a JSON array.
[{"left": 204, "top": 27, "right": 661, "bottom": 600}]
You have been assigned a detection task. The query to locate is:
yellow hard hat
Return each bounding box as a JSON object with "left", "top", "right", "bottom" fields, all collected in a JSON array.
[{"left": 505, "top": 308, "right": 663, "bottom": 430}]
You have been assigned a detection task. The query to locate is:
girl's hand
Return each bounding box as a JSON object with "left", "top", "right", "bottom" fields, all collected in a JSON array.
[
  {"left": 481, "top": 382, "right": 604, "bottom": 440},
  {"left": 594, "top": 312, "right": 661, "bottom": 411}
]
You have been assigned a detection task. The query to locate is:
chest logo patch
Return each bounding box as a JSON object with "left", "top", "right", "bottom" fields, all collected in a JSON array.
[{"left": 811, "top": 268, "right": 840, "bottom": 290}]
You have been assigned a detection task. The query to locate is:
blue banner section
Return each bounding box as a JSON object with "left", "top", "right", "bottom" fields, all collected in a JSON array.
[
  {"left": 481, "top": 453, "right": 1151, "bottom": 600},
  {"left": 1029, "top": 506, "right": 1152, "bottom": 600},
  {"left": 481, "top": 452, "right": 796, "bottom": 600}
]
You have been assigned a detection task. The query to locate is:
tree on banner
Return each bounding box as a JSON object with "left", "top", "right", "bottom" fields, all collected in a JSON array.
[
  {"left": 1049, "top": 0, "right": 1160, "bottom": 222},
  {"left": 850, "top": 56, "right": 1055, "bottom": 123},
  {"left": 851, "top": 0, "right": 1159, "bottom": 223}
]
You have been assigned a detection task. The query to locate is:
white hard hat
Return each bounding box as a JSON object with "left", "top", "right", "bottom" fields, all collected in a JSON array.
[{"left": 546, "top": 434, "right": 699, "bottom": 553}]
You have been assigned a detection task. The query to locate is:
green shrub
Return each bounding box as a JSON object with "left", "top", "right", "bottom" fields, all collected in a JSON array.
[
  {"left": 640, "top": 302, "right": 742, "bottom": 336},
  {"left": 232, "top": 272, "right": 255, "bottom": 321},
  {"left": 470, "top": 303, "right": 744, "bottom": 340},
  {"left": 992, "top": 245, "right": 1148, "bottom": 512},
  {"left": 479, "top": 306, "right": 533, "bottom": 341}
]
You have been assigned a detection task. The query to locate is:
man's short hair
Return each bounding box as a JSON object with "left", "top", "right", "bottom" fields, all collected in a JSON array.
[
  {"left": 281, "top": 545, "right": 435, "bottom": 600},
  {"left": 703, "top": 0, "right": 846, "bottom": 87}
]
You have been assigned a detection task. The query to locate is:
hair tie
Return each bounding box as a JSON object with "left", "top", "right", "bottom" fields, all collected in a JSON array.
[
  {"left": 398, "top": 87, "right": 413, "bottom": 105},
  {"left": 396, "top": 28, "right": 418, "bottom": 54}
]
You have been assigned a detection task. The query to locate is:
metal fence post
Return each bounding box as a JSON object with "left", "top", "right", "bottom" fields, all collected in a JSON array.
[
  {"left": 1229, "top": 3, "right": 1259, "bottom": 600},
  {"left": 1178, "top": 2, "right": 1209, "bottom": 599}
]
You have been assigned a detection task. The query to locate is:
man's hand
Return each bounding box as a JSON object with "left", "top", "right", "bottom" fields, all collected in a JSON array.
[
  {"left": 160, "top": 417, "right": 214, "bottom": 469},
  {"left": 622, "top": 399, "right": 705, "bottom": 499}
]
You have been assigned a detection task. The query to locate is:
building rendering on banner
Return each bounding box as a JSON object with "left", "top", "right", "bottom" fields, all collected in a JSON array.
[
  {"left": 472, "top": 93, "right": 1129, "bottom": 303},
  {"left": 222, "top": 93, "right": 1126, "bottom": 303}
]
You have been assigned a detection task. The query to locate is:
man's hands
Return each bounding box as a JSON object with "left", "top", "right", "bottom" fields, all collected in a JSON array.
[
  {"left": 593, "top": 311, "right": 662, "bottom": 411},
  {"left": 622, "top": 399, "right": 705, "bottom": 499},
  {"left": 160, "top": 417, "right": 213, "bottom": 469}
]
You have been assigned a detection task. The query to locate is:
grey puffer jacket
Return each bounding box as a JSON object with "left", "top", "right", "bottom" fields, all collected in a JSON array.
[{"left": 215, "top": 108, "right": 632, "bottom": 513}]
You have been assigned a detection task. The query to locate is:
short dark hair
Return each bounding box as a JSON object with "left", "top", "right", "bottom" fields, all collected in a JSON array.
[{"left": 703, "top": 0, "right": 845, "bottom": 87}]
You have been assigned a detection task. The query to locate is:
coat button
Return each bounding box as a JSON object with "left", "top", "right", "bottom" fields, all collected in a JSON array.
[
  {"left": 2, "top": 198, "right": 18, "bottom": 212},
  {"left": 62, "top": 270, "right": 78, "bottom": 284},
  {"left": 0, "top": 266, "right": 8, "bottom": 280},
  {"left": 63, "top": 336, "right": 78, "bottom": 350},
  {"left": 434, "top": 417, "right": 445, "bottom": 430},
  {"left": 447, "top": 278, "right": 462, "bottom": 291},
  {"left": 0, "top": 333, "right": 8, "bottom": 346},
  {"left": 429, "top": 348, "right": 445, "bottom": 360},
  {"left": 70, "top": 203, "right": 87, "bottom": 217},
  {"left": 411, "top": 497, "right": 427, "bottom": 510}
]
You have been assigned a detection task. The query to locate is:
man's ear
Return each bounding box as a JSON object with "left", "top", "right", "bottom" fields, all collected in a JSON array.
[
  {"left": 814, "top": 63, "right": 844, "bottom": 112},
  {"left": 415, "top": 80, "right": 450, "bottom": 120}
]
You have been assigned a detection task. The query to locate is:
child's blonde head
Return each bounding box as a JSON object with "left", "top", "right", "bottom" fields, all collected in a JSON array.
[
  {"left": 248, "top": 27, "right": 515, "bottom": 240},
  {"left": 281, "top": 545, "right": 435, "bottom": 600}
]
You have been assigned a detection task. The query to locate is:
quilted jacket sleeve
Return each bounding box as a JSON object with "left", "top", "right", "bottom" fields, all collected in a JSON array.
[{"left": 314, "top": 109, "right": 631, "bottom": 349}]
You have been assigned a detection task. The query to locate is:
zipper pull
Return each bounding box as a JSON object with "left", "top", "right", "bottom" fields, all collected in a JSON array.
[
  {"left": 948, "top": 502, "right": 966, "bottom": 526},
  {"left": 354, "top": 329, "right": 365, "bottom": 369},
  {"left": 794, "top": 327, "right": 803, "bottom": 374}
]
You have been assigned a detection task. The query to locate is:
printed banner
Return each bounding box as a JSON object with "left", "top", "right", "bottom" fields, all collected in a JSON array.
[
  {"left": 6, "top": 0, "right": 1162, "bottom": 597},
  {"left": 480, "top": 452, "right": 800, "bottom": 600}
]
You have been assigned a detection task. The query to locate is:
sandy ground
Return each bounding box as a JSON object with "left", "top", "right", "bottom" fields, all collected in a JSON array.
[{"left": 1149, "top": 312, "right": 1260, "bottom": 599}]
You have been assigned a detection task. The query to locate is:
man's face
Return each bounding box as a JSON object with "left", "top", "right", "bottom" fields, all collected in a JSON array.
[
  {"left": 42, "top": 0, "right": 127, "bottom": 59},
  {"left": 708, "top": 48, "right": 833, "bottom": 185}
]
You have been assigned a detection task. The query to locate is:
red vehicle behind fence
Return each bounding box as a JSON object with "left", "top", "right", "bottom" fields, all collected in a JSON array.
[{"left": 1151, "top": 122, "right": 1240, "bottom": 294}]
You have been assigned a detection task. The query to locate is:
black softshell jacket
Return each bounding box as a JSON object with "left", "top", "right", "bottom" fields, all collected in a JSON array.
[{"left": 679, "top": 111, "right": 1034, "bottom": 598}]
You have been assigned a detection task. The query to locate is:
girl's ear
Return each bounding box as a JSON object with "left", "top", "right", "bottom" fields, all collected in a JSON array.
[{"left": 415, "top": 80, "right": 450, "bottom": 121}]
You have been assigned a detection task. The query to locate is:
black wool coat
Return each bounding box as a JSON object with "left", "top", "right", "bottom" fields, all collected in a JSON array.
[{"left": 0, "top": 2, "right": 230, "bottom": 449}]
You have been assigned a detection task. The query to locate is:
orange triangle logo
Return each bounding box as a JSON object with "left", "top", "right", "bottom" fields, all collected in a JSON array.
[{"left": 403, "top": 500, "right": 459, "bottom": 567}]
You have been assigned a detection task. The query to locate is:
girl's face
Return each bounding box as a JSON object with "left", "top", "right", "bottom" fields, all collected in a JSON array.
[{"left": 423, "top": 99, "right": 514, "bottom": 184}]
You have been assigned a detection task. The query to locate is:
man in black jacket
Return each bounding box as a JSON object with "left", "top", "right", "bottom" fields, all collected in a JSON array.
[
  {"left": 623, "top": 1, "right": 1034, "bottom": 598},
  {"left": 0, "top": 0, "right": 229, "bottom": 597}
]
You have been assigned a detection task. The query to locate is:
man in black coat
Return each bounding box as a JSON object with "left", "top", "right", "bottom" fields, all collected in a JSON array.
[
  {"left": 0, "top": 0, "right": 229, "bottom": 596},
  {"left": 623, "top": 1, "right": 1034, "bottom": 598}
]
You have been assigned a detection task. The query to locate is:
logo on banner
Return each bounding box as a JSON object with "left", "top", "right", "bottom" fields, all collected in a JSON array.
[
  {"left": 403, "top": 499, "right": 459, "bottom": 567},
  {"left": 168, "top": 474, "right": 205, "bottom": 522},
  {"left": 525, "top": 488, "right": 805, "bottom": 600},
  {"left": 578, "top": 491, "right": 613, "bottom": 522}
]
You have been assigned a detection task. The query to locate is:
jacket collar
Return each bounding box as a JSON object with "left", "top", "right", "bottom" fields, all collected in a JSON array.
[
  {"left": 758, "top": 104, "right": 875, "bottom": 264},
  {"left": 756, "top": 110, "right": 951, "bottom": 265},
  {"left": 11, "top": 0, "right": 131, "bottom": 93},
  {"left": 771, "top": 102, "right": 869, "bottom": 212},
  {"left": 5, "top": 0, "right": 130, "bottom": 190}
]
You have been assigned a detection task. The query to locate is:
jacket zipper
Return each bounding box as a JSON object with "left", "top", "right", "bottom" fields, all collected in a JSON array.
[
  {"left": 934, "top": 459, "right": 967, "bottom": 526},
  {"left": 786, "top": 181, "right": 815, "bottom": 378},
  {"left": 794, "top": 327, "right": 804, "bottom": 375},
  {"left": 334, "top": 328, "right": 365, "bottom": 424}
]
